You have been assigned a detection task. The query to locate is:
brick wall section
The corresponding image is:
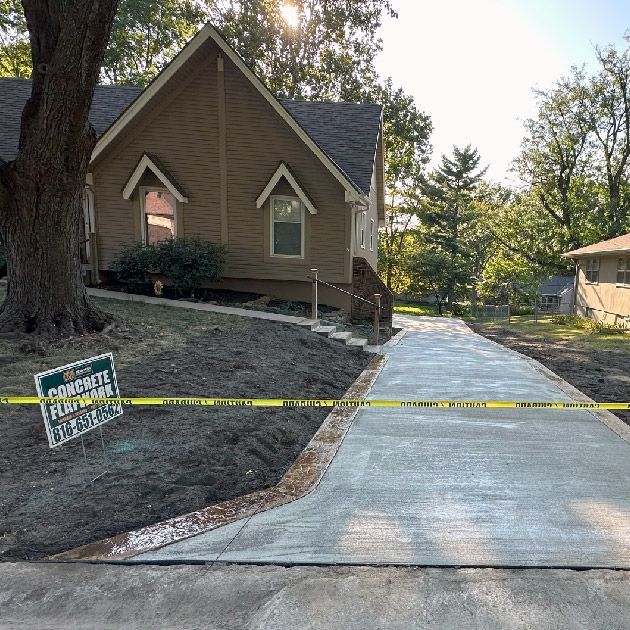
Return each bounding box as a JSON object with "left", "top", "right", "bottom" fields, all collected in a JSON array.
[{"left": 351, "top": 257, "right": 393, "bottom": 326}]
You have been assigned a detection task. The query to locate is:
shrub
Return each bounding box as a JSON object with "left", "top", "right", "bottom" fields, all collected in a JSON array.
[
  {"left": 110, "top": 243, "right": 156, "bottom": 292},
  {"left": 550, "top": 313, "right": 628, "bottom": 334},
  {"left": 153, "top": 238, "right": 226, "bottom": 297}
]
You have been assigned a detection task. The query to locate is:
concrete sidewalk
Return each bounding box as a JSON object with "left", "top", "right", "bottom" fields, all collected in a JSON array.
[
  {"left": 3, "top": 563, "right": 630, "bottom": 630},
  {"left": 135, "top": 316, "right": 630, "bottom": 567}
]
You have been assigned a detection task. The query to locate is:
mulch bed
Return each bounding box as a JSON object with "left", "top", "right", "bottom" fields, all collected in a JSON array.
[
  {"left": 470, "top": 323, "right": 630, "bottom": 425},
  {"left": 0, "top": 316, "right": 369, "bottom": 561}
]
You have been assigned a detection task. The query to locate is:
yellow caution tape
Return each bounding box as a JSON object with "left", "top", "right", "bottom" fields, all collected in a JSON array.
[{"left": 0, "top": 396, "right": 629, "bottom": 410}]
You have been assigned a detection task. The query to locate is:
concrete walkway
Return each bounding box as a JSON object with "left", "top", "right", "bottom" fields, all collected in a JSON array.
[
  {"left": 136, "top": 316, "right": 630, "bottom": 567},
  {"left": 87, "top": 287, "right": 316, "bottom": 325}
]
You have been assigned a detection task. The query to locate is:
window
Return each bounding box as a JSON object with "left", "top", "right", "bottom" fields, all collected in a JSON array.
[
  {"left": 141, "top": 188, "right": 176, "bottom": 245},
  {"left": 271, "top": 196, "right": 304, "bottom": 258},
  {"left": 585, "top": 258, "right": 599, "bottom": 284},
  {"left": 359, "top": 211, "right": 366, "bottom": 249},
  {"left": 617, "top": 258, "right": 630, "bottom": 286},
  {"left": 369, "top": 218, "right": 375, "bottom": 251},
  {"left": 540, "top": 295, "right": 560, "bottom": 312}
]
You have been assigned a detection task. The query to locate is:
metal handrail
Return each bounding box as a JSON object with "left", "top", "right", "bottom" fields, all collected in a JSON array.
[{"left": 307, "top": 275, "right": 376, "bottom": 306}]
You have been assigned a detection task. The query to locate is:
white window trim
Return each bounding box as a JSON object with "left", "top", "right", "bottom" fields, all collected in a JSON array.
[
  {"left": 270, "top": 195, "right": 305, "bottom": 259},
  {"left": 584, "top": 257, "right": 600, "bottom": 285},
  {"left": 617, "top": 257, "right": 630, "bottom": 287},
  {"left": 369, "top": 218, "right": 375, "bottom": 251},
  {"left": 359, "top": 211, "right": 367, "bottom": 249},
  {"left": 123, "top": 154, "right": 188, "bottom": 203},
  {"left": 140, "top": 186, "right": 177, "bottom": 245}
]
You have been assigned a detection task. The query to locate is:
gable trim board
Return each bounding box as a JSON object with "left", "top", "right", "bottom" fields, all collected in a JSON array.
[
  {"left": 257, "top": 162, "right": 318, "bottom": 215},
  {"left": 92, "top": 23, "right": 369, "bottom": 206},
  {"left": 122, "top": 153, "right": 188, "bottom": 203}
]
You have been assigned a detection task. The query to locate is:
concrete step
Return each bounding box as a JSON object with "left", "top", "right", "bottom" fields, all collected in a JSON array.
[
  {"left": 346, "top": 337, "right": 368, "bottom": 348},
  {"left": 312, "top": 325, "right": 337, "bottom": 337},
  {"left": 298, "top": 320, "right": 320, "bottom": 330},
  {"left": 329, "top": 331, "right": 353, "bottom": 343},
  {"left": 363, "top": 345, "right": 382, "bottom": 354}
]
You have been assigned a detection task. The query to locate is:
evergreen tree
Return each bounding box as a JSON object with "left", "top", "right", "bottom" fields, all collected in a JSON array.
[{"left": 414, "top": 145, "right": 487, "bottom": 309}]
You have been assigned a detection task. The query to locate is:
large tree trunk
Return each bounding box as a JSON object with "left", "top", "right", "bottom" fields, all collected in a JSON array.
[{"left": 0, "top": 0, "right": 119, "bottom": 337}]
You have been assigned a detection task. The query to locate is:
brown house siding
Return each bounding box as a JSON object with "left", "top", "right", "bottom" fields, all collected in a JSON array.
[
  {"left": 90, "top": 39, "right": 353, "bottom": 294},
  {"left": 222, "top": 50, "right": 349, "bottom": 284}
]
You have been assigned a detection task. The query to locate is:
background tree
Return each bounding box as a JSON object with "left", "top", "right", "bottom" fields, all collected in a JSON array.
[
  {"left": 586, "top": 39, "right": 630, "bottom": 238},
  {"left": 210, "top": 0, "right": 397, "bottom": 101},
  {"left": 514, "top": 74, "right": 592, "bottom": 251},
  {"left": 0, "top": 1, "right": 30, "bottom": 77},
  {"left": 103, "top": 0, "right": 206, "bottom": 85},
  {"left": 0, "top": 0, "right": 119, "bottom": 336},
  {"left": 415, "top": 145, "right": 487, "bottom": 308},
  {"left": 374, "top": 79, "right": 432, "bottom": 291}
]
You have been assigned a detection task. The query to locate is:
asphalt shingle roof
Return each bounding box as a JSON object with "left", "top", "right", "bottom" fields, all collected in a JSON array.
[
  {"left": 564, "top": 233, "right": 630, "bottom": 257},
  {"left": 539, "top": 275, "right": 574, "bottom": 295},
  {"left": 0, "top": 78, "right": 142, "bottom": 162},
  {"left": 280, "top": 99, "right": 381, "bottom": 195},
  {"left": 0, "top": 79, "right": 382, "bottom": 196}
]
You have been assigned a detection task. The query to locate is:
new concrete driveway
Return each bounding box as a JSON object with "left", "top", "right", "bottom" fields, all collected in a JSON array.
[{"left": 137, "top": 316, "right": 630, "bottom": 567}]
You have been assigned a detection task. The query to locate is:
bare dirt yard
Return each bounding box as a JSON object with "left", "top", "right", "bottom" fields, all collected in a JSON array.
[
  {"left": 471, "top": 316, "right": 630, "bottom": 425},
  {"left": 0, "top": 292, "right": 369, "bottom": 560}
]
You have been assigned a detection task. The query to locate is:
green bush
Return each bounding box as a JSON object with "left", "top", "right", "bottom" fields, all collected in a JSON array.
[
  {"left": 153, "top": 238, "right": 225, "bottom": 297},
  {"left": 110, "top": 243, "right": 156, "bottom": 292},
  {"left": 111, "top": 238, "right": 226, "bottom": 297},
  {"left": 550, "top": 313, "right": 628, "bottom": 334}
]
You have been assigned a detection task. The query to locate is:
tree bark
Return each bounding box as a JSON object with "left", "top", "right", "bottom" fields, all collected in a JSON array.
[{"left": 0, "top": 0, "right": 119, "bottom": 337}]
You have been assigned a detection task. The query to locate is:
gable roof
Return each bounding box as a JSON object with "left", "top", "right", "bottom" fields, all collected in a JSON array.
[
  {"left": 0, "top": 77, "right": 141, "bottom": 163},
  {"left": 539, "top": 275, "right": 574, "bottom": 296},
  {"left": 89, "top": 24, "right": 375, "bottom": 201},
  {"left": 0, "top": 25, "right": 381, "bottom": 200},
  {"left": 256, "top": 161, "right": 317, "bottom": 214},
  {"left": 122, "top": 153, "right": 188, "bottom": 202},
  {"left": 563, "top": 233, "right": 630, "bottom": 258},
  {"left": 280, "top": 99, "right": 381, "bottom": 195}
]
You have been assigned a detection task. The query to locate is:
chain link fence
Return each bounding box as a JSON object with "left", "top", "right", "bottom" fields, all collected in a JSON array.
[{"left": 471, "top": 304, "right": 511, "bottom": 323}]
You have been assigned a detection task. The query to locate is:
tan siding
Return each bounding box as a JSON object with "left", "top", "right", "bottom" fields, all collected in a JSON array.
[
  {"left": 91, "top": 38, "right": 353, "bottom": 285},
  {"left": 575, "top": 255, "right": 630, "bottom": 323},
  {"left": 92, "top": 42, "right": 222, "bottom": 268},
  {"left": 222, "top": 54, "right": 349, "bottom": 284}
]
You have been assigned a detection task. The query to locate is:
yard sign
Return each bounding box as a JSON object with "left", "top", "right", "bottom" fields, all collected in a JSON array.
[{"left": 34, "top": 353, "right": 123, "bottom": 448}]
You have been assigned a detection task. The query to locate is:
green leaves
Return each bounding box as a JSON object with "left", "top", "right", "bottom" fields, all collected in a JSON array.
[{"left": 103, "top": 0, "right": 206, "bottom": 86}]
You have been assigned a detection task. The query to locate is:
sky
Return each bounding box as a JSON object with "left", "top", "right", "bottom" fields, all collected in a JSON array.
[{"left": 375, "top": 0, "right": 630, "bottom": 183}]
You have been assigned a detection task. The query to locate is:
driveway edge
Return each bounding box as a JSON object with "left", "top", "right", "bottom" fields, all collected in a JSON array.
[
  {"left": 466, "top": 322, "right": 630, "bottom": 445},
  {"left": 49, "top": 354, "right": 389, "bottom": 561}
]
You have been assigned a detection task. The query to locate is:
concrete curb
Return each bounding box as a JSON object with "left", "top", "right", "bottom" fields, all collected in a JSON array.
[
  {"left": 50, "top": 354, "right": 389, "bottom": 561},
  {"left": 465, "top": 321, "right": 630, "bottom": 445}
]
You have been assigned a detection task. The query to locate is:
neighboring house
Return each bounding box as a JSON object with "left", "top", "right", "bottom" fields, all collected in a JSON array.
[
  {"left": 563, "top": 233, "right": 630, "bottom": 324},
  {"left": 537, "top": 275, "right": 574, "bottom": 314},
  {"left": 0, "top": 23, "right": 390, "bottom": 319}
]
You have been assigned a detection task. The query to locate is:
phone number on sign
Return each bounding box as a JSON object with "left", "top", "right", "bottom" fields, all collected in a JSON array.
[{"left": 50, "top": 404, "right": 121, "bottom": 445}]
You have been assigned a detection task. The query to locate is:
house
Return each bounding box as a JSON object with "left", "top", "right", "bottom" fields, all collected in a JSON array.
[
  {"left": 563, "top": 233, "right": 630, "bottom": 324},
  {"left": 0, "top": 24, "right": 390, "bottom": 320},
  {"left": 537, "top": 275, "right": 574, "bottom": 313}
]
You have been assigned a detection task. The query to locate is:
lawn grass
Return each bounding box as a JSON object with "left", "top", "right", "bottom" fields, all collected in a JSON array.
[
  {"left": 477, "top": 314, "right": 630, "bottom": 353},
  {"left": 394, "top": 303, "right": 447, "bottom": 317}
]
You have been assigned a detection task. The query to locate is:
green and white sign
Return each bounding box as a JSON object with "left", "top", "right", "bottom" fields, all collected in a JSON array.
[{"left": 34, "top": 353, "right": 123, "bottom": 448}]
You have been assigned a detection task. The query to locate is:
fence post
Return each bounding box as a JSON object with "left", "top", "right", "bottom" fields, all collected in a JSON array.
[
  {"left": 373, "top": 293, "right": 381, "bottom": 346},
  {"left": 310, "top": 268, "right": 318, "bottom": 321},
  {"left": 507, "top": 304, "right": 511, "bottom": 324}
]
